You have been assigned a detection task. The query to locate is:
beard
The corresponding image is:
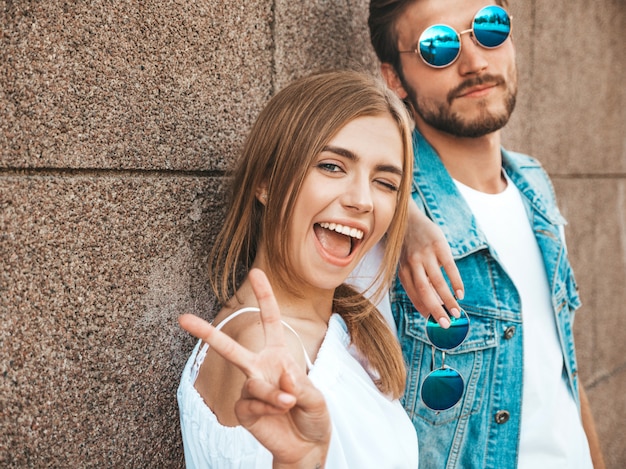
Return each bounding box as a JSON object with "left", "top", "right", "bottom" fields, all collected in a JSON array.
[{"left": 401, "top": 72, "right": 517, "bottom": 138}]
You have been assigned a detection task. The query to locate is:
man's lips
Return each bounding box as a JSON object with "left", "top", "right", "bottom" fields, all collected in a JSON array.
[
  {"left": 456, "top": 83, "right": 497, "bottom": 98},
  {"left": 448, "top": 75, "right": 505, "bottom": 102}
]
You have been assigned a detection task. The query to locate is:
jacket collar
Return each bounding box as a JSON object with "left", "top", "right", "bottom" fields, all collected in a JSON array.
[{"left": 412, "top": 129, "right": 565, "bottom": 259}]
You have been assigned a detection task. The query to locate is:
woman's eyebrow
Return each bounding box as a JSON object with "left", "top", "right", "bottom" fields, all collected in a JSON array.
[
  {"left": 322, "top": 145, "right": 357, "bottom": 160},
  {"left": 321, "top": 145, "right": 403, "bottom": 176}
]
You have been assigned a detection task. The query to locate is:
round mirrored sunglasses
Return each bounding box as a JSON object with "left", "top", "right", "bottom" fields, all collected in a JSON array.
[
  {"left": 399, "top": 5, "right": 512, "bottom": 68},
  {"left": 421, "top": 308, "right": 470, "bottom": 411}
]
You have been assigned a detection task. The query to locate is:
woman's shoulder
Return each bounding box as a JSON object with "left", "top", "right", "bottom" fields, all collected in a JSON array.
[
  {"left": 214, "top": 306, "right": 266, "bottom": 352},
  {"left": 177, "top": 375, "right": 273, "bottom": 467},
  {"left": 213, "top": 305, "right": 309, "bottom": 368}
]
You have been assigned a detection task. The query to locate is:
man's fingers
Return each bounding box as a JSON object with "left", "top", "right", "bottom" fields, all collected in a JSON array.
[
  {"left": 422, "top": 261, "right": 461, "bottom": 319},
  {"left": 178, "top": 314, "right": 255, "bottom": 373},
  {"left": 398, "top": 262, "right": 453, "bottom": 328},
  {"left": 248, "top": 268, "right": 286, "bottom": 348},
  {"left": 437, "top": 247, "right": 464, "bottom": 301}
]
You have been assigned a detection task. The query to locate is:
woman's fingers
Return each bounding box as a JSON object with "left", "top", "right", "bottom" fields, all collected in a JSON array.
[
  {"left": 241, "top": 376, "right": 297, "bottom": 409},
  {"left": 234, "top": 399, "right": 293, "bottom": 427},
  {"left": 178, "top": 269, "right": 292, "bottom": 383},
  {"left": 235, "top": 376, "right": 298, "bottom": 427},
  {"left": 248, "top": 268, "right": 286, "bottom": 348},
  {"left": 178, "top": 313, "right": 255, "bottom": 375}
]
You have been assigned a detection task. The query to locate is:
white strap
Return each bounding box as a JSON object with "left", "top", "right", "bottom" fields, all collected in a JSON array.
[{"left": 190, "top": 307, "right": 314, "bottom": 384}]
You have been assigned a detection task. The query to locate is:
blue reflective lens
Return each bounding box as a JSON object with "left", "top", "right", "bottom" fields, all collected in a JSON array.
[
  {"left": 426, "top": 310, "right": 470, "bottom": 351},
  {"left": 417, "top": 6, "right": 511, "bottom": 68},
  {"left": 473, "top": 5, "right": 511, "bottom": 48},
  {"left": 421, "top": 367, "right": 464, "bottom": 411},
  {"left": 419, "top": 24, "right": 461, "bottom": 67}
]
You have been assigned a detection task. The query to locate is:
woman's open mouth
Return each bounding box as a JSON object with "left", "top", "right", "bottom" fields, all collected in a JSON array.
[{"left": 313, "top": 222, "right": 364, "bottom": 259}]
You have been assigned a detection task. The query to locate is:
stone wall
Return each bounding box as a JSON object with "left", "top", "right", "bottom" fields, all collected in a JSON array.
[{"left": 1, "top": 1, "right": 624, "bottom": 467}]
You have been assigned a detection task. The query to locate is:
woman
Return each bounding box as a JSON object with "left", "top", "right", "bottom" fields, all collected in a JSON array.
[{"left": 177, "top": 70, "right": 417, "bottom": 468}]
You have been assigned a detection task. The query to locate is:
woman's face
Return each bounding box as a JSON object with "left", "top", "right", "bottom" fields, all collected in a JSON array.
[{"left": 287, "top": 113, "right": 405, "bottom": 294}]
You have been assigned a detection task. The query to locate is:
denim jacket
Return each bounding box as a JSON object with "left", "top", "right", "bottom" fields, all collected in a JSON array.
[{"left": 391, "top": 130, "right": 582, "bottom": 469}]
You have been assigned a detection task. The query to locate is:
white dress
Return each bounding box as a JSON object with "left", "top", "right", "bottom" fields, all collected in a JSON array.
[{"left": 177, "top": 308, "right": 419, "bottom": 468}]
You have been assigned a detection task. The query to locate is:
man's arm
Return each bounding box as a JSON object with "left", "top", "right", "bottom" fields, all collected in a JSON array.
[
  {"left": 580, "top": 383, "right": 606, "bottom": 469},
  {"left": 398, "top": 199, "right": 464, "bottom": 328}
]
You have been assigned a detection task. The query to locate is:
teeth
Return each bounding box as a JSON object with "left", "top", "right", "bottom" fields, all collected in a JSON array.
[{"left": 319, "top": 222, "right": 364, "bottom": 240}]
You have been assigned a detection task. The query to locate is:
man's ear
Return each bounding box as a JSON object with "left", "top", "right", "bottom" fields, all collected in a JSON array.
[{"left": 381, "top": 63, "right": 408, "bottom": 100}]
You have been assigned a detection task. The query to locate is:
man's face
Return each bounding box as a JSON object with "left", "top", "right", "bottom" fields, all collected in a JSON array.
[{"left": 390, "top": 0, "right": 517, "bottom": 138}]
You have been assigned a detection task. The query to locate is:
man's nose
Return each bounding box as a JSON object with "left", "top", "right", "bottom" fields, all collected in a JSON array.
[{"left": 457, "top": 31, "right": 489, "bottom": 75}]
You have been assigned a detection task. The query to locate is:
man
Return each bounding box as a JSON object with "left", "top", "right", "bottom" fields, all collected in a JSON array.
[{"left": 367, "top": 0, "right": 605, "bottom": 467}]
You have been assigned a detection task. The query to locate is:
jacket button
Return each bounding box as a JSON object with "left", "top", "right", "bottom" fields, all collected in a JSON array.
[
  {"left": 503, "top": 326, "right": 516, "bottom": 340},
  {"left": 495, "top": 410, "right": 510, "bottom": 424}
]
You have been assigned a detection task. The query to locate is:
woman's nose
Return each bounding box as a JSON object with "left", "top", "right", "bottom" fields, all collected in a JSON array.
[{"left": 341, "top": 178, "right": 374, "bottom": 213}]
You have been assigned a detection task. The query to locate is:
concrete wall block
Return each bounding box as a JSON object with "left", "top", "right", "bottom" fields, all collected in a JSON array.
[
  {"left": 0, "top": 176, "right": 223, "bottom": 466},
  {"left": 529, "top": 0, "right": 626, "bottom": 174},
  {"left": 273, "top": 0, "right": 377, "bottom": 89},
  {"left": 555, "top": 179, "right": 626, "bottom": 377},
  {"left": 555, "top": 178, "right": 626, "bottom": 466},
  {"left": 501, "top": 0, "right": 534, "bottom": 152},
  {"left": 1, "top": 0, "right": 273, "bottom": 171},
  {"left": 584, "top": 367, "right": 626, "bottom": 469}
]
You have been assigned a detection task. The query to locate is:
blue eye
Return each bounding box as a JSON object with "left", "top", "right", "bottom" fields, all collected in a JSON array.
[{"left": 317, "top": 162, "right": 343, "bottom": 173}]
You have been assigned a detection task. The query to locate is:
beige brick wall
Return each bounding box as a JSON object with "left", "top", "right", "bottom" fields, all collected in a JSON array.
[{"left": 1, "top": 1, "right": 624, "bottom": 467}]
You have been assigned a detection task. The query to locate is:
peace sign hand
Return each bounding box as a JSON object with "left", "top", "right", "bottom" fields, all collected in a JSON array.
[{"left": 178, "top": 268, "right": 331, "bottom": 468}]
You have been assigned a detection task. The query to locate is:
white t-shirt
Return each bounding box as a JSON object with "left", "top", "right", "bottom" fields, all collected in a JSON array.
[{"left": 454, "top": 175, "right": 592, "bottom": 469}]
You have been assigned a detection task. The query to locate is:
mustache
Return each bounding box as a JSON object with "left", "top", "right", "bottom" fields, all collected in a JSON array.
[{"left": 448, "top": 74, "right": 506, "bottom": 103}]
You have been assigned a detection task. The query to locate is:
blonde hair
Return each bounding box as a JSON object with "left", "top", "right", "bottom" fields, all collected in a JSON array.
[{"left": 209, "top": 70, "right": 414, "bottom": 398}]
